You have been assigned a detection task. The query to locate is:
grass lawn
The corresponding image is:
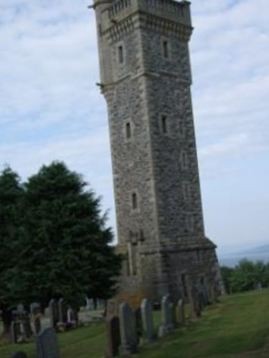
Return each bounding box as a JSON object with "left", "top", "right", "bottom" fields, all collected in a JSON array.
[{"left": 1, "top": 289, "right": 269, "bottom": 358}]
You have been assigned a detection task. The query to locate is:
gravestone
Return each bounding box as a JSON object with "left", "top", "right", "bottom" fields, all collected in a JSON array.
[
  {"left": 58, "top": 298, "right": 67, "bottom": 324},
  {"left": 11, "top": 352, "right": 28, "bottom": 358},
  {"left": 105, "top": 316, "right": 121, "bottom": 358},
  {"left": 36, "top": 328, "right": 60, "bottom": 358},
  {"left": 17, "top": 304, "right": 25, "bottom": 313},
  {"left": 11, "top": 321, "right": 20, "bottom": 344},
  {"left": 30, "top": 302, "right": 42, "bottom": 335},
  {"left": 177, "top": 299, "right": 185, "bottom": 325},
  {"left": 134, "top": 308, "right": 143, "bottom": 344},
  {"left": 48, "top": 299, "right": 58, "bottom": 328},
  {"left": 158, "top": 295, "right": 174, "bottom": 337},
  {"left": 106, "top": 299, "right": 119, "bottom": 319},
  {"left": 30, "top": 303, "right": 41, "bottom": 316},
  {"left": 141, "top": 299, "right": 155, "bottom": 342},
  {"left": 119, "top": 303, "right": 138, "bottom": 355},
  {"left": 32, "top": 316, "right": 42, "bottom": 335}
]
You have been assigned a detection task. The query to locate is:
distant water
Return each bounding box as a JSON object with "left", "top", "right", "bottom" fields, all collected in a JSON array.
[{"left": 220, "top": 252, "right": 269, "bottom": 267}]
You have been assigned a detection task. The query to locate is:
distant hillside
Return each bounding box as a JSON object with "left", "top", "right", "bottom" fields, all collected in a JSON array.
[
  {"left": 220, "top": 244, "right": 269, "bottom": 267},
  {"left": 242, "top": 244, "right": 269, "bottom": 255}
]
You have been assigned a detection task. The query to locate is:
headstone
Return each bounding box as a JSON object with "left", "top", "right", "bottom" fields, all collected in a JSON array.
[
  {"left": 141, "top": 299, "right": 155, "bottom": 342},
  {"left": 158, "top": 295, "right": 174, "bottom": 337},
  {"left": 58, "top": 298, "right": 67, "bottom": 324},
  {"left": 17, "top": 304, "right": 25, "bottom": 313},
  {"left": 36, "top": 328, "right": 60, "bottom": 358},
  {"left": 106, "top": 299, "right": 119, "bottom": 319},
  {"left": 30, "top": 303, "right": 41, "bottom": 316},
  {"left": 119, "top": 303, "right": 138, "bottom": 355},
  {"left": 21, "top": 315, "right": 32, "bottom": 339},
  {"left": 177, "top": 299, "right": 185, "bottom": 325},
  {"left": 134, "top": 308, "right": 143, "bottom": 344},
  {"left": 67, "top": 307, "right": 77, "bottom": 328},
  {"left": 97, "top": 299, "right": 105, "bottom": 310},
  {"left": 11, "top": 352, "right": 28, "bottom": 358},
  {"left": 105, "top": 316, "right": 121, "bottom": 358},
  {"left": 11, "top": 321, "right": 20, "bottom": 344},
  {"left": 48, "top": 299, "right": 58, "bottom": 328},
  {"left": 32, "top": 316, "right": 42, "bottom": 335},
  {"left": 85, "top": 297, "right": 94, "bottom": 310}
]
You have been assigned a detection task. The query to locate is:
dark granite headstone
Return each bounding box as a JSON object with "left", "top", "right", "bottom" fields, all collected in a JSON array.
[
  {"left": 119, "top": 303, "right": 138, "bottom": 355},
  {"left": 36, "top": 328, "right": 60, "bottom": 358},
  {"left": 105, "top": 316, "right": 121, "bottom": 358},
  {"left": 11, "top": 321, "right": 20, "bottom": 344},
  {"left": 48, "top": 299, "right": 58, "bottom": 328},
  {"left": 58, "top": 298, "right": 67, "bottom": 324}
]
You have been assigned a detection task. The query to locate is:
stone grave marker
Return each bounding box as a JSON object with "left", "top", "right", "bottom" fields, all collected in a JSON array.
[
  {"left": 11, "top": 321, "right": 20, "bottom": 344},
  {"left": 105, "top": 316, "right": 121, "bottom": 358},
  {"left": 134, "top": 307, "right": 143, "bottom": 344},
  {"left": 158, "top": 295, "right": 174, "bottom": 337},
  {"left": 48, "top": 299, "right": 58, "bottom": 328},
  {"left": 119, "top": 302, "right": 138, "bottom": 355},
  {"left": 30, "top": 303, "right": 41, "bottom": 316},
  {"left": 58, "top": 298, "right": 67, "bottom": 324},
  {"left": 177, "top": 299, "right": 185, "bottom": 325},
  {"left": 67, "top": 307, "right": 78, "bottom": 328},
  {"left": 36, "top": 328, "right": 60, "bottom": 358},
  {"left": 141, "top": 299, "right": 155, "bottom": 342}
]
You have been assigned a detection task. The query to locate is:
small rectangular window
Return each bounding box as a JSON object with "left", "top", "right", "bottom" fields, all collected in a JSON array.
[
  {"left": 163, "top": 40, "right": 169, "bottom": 59},
  {"left": 181, "top": 150, "right": 188, "bottom": 170},
  {"left": 126, "top": 122, "right": 131, "bottom": 139},
  {"left": 161, "top": 115, "right": 167, "bottom": 134},
  {"left": 118, "top": 45, "right": 124, "bottom": 64},
  {"left": 132, "top": 192, "right": 137, "bottom": 210}
]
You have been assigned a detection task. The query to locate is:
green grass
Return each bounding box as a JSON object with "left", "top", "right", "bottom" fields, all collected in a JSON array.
[{"left": 1, "top": 289, "right": 269, "bottom": 358}]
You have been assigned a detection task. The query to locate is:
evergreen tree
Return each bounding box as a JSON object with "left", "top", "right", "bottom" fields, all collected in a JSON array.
[
  {"left": 14, "top": 162, "right": 122, "bottom": 308},
  {"left": 0, "top": 167, "right": 24, "bottom": 335}
]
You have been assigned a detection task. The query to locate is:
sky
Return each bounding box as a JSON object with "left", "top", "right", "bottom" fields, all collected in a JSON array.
[{"left": 0, "top": 0, "right": 268, "bottom": 255}]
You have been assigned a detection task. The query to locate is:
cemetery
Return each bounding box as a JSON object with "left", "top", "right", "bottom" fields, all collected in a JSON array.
[{"left": 0, "top": 289, "right": 269, "bottom": 357}]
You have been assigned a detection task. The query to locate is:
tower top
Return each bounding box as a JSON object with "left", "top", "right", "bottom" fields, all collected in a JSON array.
[{"left": 94, "top": 0, "right": 192, "bottom": 29}]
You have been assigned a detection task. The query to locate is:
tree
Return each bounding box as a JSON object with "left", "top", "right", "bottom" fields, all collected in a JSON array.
[
  {"left": 230, "top": 259, "right": 266, "bottom": 293},
  {"left": 0, "top": 162, "right": 122, "bottom": 337},
  {"left": 0, "top": 167, "right": 24, "bottom": 335},
  {"left": 11, "top": 162, "right": 122, "bottom": 309}
]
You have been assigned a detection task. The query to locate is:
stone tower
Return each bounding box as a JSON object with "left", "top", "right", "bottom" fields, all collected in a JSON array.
[{"left": 93, "top": 0, "right": 222, "bottom": 304}]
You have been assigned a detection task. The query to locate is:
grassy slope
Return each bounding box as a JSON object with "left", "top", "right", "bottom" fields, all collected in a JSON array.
[{"left": 1, "top": 289, "right": 269, "bottom": 358}]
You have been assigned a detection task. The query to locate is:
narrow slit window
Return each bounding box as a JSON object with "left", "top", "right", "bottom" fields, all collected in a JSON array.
[
  {"left": 132, "top": 192, "right": 138, "bottom": 210},
  {"left": 126, "top": 122, "right": 131, "bottom": 139},
  {"left": 181, "top": 150, "right": 188, "bottom": 169},
  {"left": 163, "top": 40, "right": 169, "bottom": 59},
  {"left": 118, "top": 45, "right": 124, "bottom": 64},
  {"left": 161, "top": 115, "right": 167, "bottom": 134}
]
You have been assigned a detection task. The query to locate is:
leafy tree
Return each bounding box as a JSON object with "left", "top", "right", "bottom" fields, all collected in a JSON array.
[
  {"left": 230, "top": 259, "right": 267, "bottom": 293},
  {"left": 0, "top": 167, "right": 24, "bottom": 335},
  {"left": 12, "top": 162, "right": 122, "bottom": 309},
  {"left": 0, "top": 162, "right": 122, "bottom": 337}
]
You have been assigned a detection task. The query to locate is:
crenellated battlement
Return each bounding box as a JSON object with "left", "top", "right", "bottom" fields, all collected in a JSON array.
[{"left": 107, "top": 0, "right": 191, "bottom": 27}]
